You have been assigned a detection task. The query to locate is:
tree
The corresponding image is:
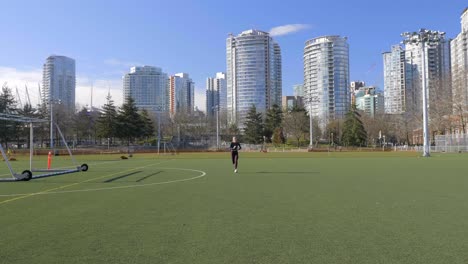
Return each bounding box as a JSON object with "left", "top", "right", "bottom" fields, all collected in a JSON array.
[
  {"left": 282, "top": 106, "right": 309, "bottom": 147},
  {"left": 0, "top": 85, "right": 17, "bottom": 146},
  {"left": 96, "top": 94, "right": 118, "bottom": 143},
  {"left": 223, "top": 123, "right": 240, "bottom": 142},
  {"left": 264, "top": 104, "right": 283, "bottom": 142},
  {"left": 272, "top": 127, "right": 286, "bottom": 146},
  {"left": 139, "top": 109, "right": 155, "bottom": 141},
  {"left": 116, "top": 97, "right": 143, "bottom": 147},
  {"left": 311, "top": 117, "right": 322, "bottom": 146},
  {"left": 341, "top": 105, "right": 367, "bottom": 147},
  {"left": 243, "top": 105, "right": 264, "bottom": 144},
  {"left": 73, "top": 107, "right": 95, "bottom": 144}
]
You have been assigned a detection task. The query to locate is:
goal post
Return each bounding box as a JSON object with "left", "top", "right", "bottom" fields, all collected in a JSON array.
[{"left": 0, "top": 113, "right": 88, "bottom": 182}]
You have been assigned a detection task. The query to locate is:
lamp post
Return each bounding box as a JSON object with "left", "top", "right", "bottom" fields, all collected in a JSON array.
[
  {"left": 305, "top": 92, "right": 318, "bottom": 150},
  {"left": 212, "top": 106, "right": 220, "bottom": 150},
  {"left": 402, "top": 29, "right": 445, "bottom": 157},
  {"left": 49, "top": 98, "right": 61, "bottom": 152}
]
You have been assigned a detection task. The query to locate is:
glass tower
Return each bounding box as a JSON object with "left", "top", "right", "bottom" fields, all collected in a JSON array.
[
  {"left": 452, "top": 8, "right": 468, "bottom": 116},
  {"left": 226, "top": 29, "right": 282, "bottom": 128},
  {"left": 123, "top": 66, "right": 168, "bottom": 113},
  {"left": 42, "top": 55, "right": 76, "bottom": 113},
  {"left": 206, "top": 72, "right": 227, "bottom": 118},
  {"left": 303, "top": 36, "right": 350, "bottom": 129},
  {"left": 169, "top": 73, "right": 195, "bottom": 116}
]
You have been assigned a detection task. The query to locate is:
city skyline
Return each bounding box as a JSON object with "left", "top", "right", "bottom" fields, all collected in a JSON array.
[{"left": 0, "top": 1, "right": 466, "bottom": 112}]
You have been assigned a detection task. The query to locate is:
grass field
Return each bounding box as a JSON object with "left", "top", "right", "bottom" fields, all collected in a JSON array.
[{"left": 1, "top": 151, "right": 468, "bottom": 263}]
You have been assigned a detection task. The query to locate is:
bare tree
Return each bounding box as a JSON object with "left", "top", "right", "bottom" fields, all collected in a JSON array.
[{"left": 282, "top": 108, "right": 308, "bottom": 147}]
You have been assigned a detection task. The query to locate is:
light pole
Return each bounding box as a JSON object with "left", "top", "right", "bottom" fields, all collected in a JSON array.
[
  {"left": 306, "top": 93, "right": 318, "bottom": 150},
  {"left": 402, "top": 29, "right": 445, "bottom": 157},
  {"left": 49, "top": 98, "right": 61, "bottom": 152},
  {"left": 212, "top": 106, "right": 220, "bottom": 150}
]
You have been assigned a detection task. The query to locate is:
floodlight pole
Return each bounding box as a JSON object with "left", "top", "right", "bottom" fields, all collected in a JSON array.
[
  {"left": 420, "top": 40, "right": 430, "bottom": 157},
  {"left": 213, "top": 106, "right": 219, "bottom": 150},
  {"left": 157, "top": 111, "right": 161, "bottom": 155},
  {"left": 401, "top": 29, "right": 445, "bottom": 157}
]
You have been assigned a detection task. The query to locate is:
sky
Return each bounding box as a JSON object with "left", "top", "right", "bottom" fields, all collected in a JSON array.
[{"left": 0, "top": 0, "right": 466, "bottom": 112}]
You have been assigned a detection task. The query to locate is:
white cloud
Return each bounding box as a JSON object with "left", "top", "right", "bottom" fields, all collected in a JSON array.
[
  {"left": 269, "top": 24, "right": 310, "bottom": 37},
  {"left": 104, "top": 58, "right": 142, "bottom": 68},
  {"left": 0, "top": 66, "right": 122, "bottom": 109},
  {"left": 194, "top": 88, "right": 206, "bottom": 113}
]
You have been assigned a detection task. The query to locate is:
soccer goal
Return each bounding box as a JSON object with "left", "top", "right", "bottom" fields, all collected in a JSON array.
[{"left": 0, "top": 113, "right": 88, "bottom": 182}]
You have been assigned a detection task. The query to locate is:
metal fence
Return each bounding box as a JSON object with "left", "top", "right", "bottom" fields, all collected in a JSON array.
[{"left": 434, "top": 134, "right": 468, "bottom": 153}]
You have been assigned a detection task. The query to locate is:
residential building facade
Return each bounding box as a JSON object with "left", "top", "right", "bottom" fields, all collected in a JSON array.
[
  {"left": 123, "top": 66, "right": 168, "bottom": 113},
  {"left": 354, "top": 86, "right": 384, "bottom": 117},
  {"left": 206, "top": 72, "right": 227, "bottom": 118},
  {"left": 383, "top": 30, "right": 451, "bottom": 116},
  {"left": 42, "top": 55, "right": 76, "bottom": 112},
  {"left": 383, "top": 45, "right": 407, "bottom": 114},
  {"left": 452, "top": 8, "right": 468, "bottom": 114},
  {"left": 282, "top": 95, "right": 304, "bottom": 110},
  {"left": 404, "top": 32, "right": 451, "bottom": 115},
  {"left": 293, "top": 84, "right": 304, "bottom": 97},
  {"left": 226, "top": 29, "right": 282, "bottom": 128},
  {"left": 303, "top": 35, "right": 350, "bottom": 130},
  {"left": 169, "top": 73, "right": 195, "bottom": 116}
]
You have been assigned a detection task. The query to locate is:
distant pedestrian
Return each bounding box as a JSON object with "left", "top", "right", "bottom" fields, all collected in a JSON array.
[{"left": 230, "top": 137, "right": 241, "bottom": 173}]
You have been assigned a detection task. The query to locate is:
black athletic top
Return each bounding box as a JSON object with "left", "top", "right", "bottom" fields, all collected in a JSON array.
[{"left": 230, "top": 142, "right": 242, "bottom": 153}]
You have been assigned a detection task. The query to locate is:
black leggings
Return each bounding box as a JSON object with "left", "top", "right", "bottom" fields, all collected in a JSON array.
[{"left": 231, "top": 151, "right": 239, "bottom": 169}]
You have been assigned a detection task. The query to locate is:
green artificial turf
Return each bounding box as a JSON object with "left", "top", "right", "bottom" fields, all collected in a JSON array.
[{"left": 0, "top": 152, "right": 468, "bottom": 263}]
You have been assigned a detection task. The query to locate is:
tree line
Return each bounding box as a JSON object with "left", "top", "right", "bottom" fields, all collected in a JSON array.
[
  {"left": 241, "top": 104, "right": 368, "bottom": 147},
  {"left": 0, "top": 85, "right": 154, "bottom": 148}
]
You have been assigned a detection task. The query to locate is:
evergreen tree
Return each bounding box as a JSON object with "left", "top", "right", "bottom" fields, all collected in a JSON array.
[
  {"left": 341, "top": 105, "right": 367, "bottom": 147},
  {"left": 116, "top": 97, "right": 143, "bottom": 146},
  {"left": 74, "top": 107, "right": 93, "bottom": 144},
  {"left": 223, "top": 123, "right": 240, "bottom": 141},
  {"left": 272, "top": 127, "right": 286, "bottom": 146},
  {"left": 264, "top": 104, "right": 283, "bottom": 142},
  {"left": 0, "top": 85, "right": 17, "bottom": 146},
  {"left": 243, "top": 105, "right": 264, "bottom": 144},
  {"left": 96, "top": 94, "right": 118, "bottom": 143},
  {"left": 139, "top": 109, "right": 155, "bottom": 140}
]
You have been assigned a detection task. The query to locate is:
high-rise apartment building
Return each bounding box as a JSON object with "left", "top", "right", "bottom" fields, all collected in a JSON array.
[
  {"left": 350, "top": 81, "right": 366, "bottom": 105},
  {"left": 293, "top": 84, "right": 304, "bottom": 97},
  {"left": 383, "top": 46, "right": 407, "bottom": 114},
  {"left": 452, "top": 8, "right": 468, "bottom": 113},
  {"left": 123, "top": 66, "right": 168, "bottom": 113},
  {"left": 206, "top": 72, "right": 227, "bottom": 118},
  {"left": 169, "top": 73, "right": 195, "bottom": 116},
  {"left": 42, "top": 55, "right": 76, "bottom": 112},
  {"left": 404, "top": 32, "right": 451, "bottom": 114},
  {"left": 354, "top": 86, "right": 384, "bottom": 118},
  {"left": 304, "top": 35, "right": 350, "bottom": 129},
  {"left": 226, "top": 29, "right": 282, "bottom": 128},
  {"left": 383, "top": 31, "right": 451, "bottom": 115}
]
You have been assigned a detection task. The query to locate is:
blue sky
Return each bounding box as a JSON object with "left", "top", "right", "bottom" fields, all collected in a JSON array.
[{"left": 0, "top": 0, "right": 466, "bottom": 111}]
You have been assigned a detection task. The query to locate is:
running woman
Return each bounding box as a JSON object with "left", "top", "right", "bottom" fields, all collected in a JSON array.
[{"left": 230, "top": 137, "right": 241, "bottom": 173}]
